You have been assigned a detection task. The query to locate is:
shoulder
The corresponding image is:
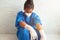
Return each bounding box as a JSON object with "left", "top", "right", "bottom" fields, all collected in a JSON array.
[
  {"left": 32, "top": 12, "right": 39, "bottom": 18},
  {"left": 17, "top": 11, "right": 24, "bottom": 15}
]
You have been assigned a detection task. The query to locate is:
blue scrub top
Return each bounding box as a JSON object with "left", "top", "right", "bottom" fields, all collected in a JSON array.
[
  {"left": 15, "top": 11, "right": 42, "bottom": 40},
  {"left": 15, "top": 11, "right": 42, "bottom": 29}
]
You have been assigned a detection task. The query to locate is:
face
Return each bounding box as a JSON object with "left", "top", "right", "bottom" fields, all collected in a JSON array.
[{"left": 24, "top": 8, "right": 33, "bottom": 13}]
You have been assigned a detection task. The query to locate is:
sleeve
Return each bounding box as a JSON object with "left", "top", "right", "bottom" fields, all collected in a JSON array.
[
  {"left": 15, "top": 11, "right": 23, "bottom": 27},
  {"left": 34, "top": 14, "right": 42, "bottom": 25}
]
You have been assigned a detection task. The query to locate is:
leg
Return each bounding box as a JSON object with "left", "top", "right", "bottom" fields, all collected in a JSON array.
[
  {"left": 16, "top": 29, "right": 30, "bottom": 40},
  {"left": 23, "top": 29, "right": 30, "bottom": 40}
]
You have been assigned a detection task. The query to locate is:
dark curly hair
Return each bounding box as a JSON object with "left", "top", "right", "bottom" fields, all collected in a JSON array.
[{"left": 24, "top": 0, "right": 34, "bottom": 9}]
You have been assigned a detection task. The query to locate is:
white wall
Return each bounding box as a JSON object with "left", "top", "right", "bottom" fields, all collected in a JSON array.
[{"left": 0, "top": 0, "right": 60, "bottom": 34}]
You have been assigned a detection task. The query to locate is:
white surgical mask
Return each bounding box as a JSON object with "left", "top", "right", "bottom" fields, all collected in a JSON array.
[{"left": 25, "top": 13, "right": 32, "bottom": 17}]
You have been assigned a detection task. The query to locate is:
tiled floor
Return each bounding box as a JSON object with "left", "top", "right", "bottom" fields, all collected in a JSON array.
[{"left": 0, "top": 34, "right": 60, "bottom": 40}]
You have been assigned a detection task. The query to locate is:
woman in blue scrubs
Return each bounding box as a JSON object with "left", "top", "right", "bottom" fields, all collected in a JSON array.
[{"left": 15, "top": 0, "right": 45, "bottom": 40}]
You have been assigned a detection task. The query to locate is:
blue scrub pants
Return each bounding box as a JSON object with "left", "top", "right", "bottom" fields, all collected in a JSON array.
[{"left": 16, "top": 28, "right": 41, "bottom": 40}]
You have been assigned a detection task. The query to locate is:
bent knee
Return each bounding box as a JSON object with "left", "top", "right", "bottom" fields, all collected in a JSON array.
[{"left": 24, "top": 29, "right": 30, "bottom": 36}]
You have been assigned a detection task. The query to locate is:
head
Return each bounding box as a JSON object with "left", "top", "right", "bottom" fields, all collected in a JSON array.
[{"left": 24, "top": 0, "right": 34, "bottom": 13}]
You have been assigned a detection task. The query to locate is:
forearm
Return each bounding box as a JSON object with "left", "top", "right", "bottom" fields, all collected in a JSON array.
[
  {"left": 19, "top": 21, "right": 26, "bottom": 28},
  {"left": 19, "top": 21, "right": 34, "bottom": 31},
  {"left": 36, "top": 24, "right": 46, "bottom": 40}
]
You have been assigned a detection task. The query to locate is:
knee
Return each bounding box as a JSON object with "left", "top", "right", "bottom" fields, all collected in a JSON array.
[{"left": 24, "top": 29, "right": 30, "bottom": 36}]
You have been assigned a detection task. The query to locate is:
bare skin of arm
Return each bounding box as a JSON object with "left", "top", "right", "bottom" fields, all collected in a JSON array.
[
  {"left": 19, "top": 21, "right": 42, "bottom": 30},
  {"left": 19, "top": 21, "right": 26, "bottom": 28},
  {"left": 36, "top": 23, "right": 43, "bottom": 30}
]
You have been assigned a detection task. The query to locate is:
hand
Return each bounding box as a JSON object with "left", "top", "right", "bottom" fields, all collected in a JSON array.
[
  {"left": 39, "top": 30, "right": 46, "bottom": 40},
  {"left": 30, "top": 29, "right": 38, "bottom": 40},
  {"left": 25, "top": 24, "right": 38, "bottom": 40}
]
